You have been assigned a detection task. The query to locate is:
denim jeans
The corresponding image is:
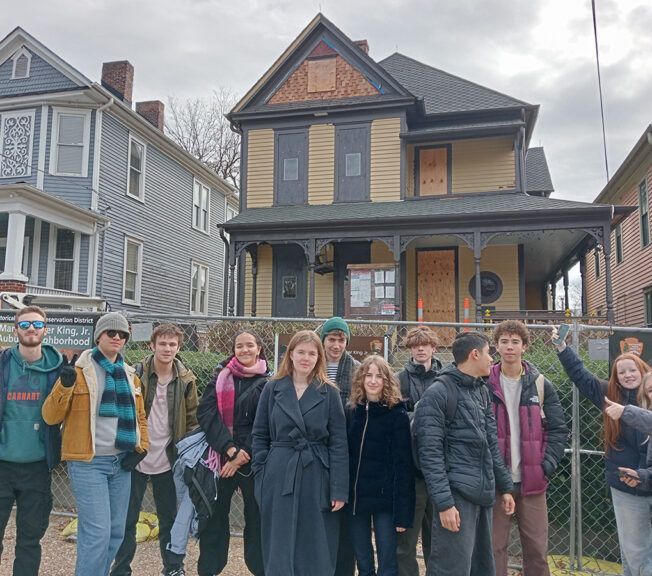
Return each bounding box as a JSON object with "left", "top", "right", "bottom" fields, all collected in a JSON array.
[
  {"left": 349, "top": 511, "right": 398, "bottom": 576},
  {"left": 0, "top": 460, "right": 52, "bottom": 576},
  {"left": 67, "top": 454, "right": 132, "bottom": 576},
  {"left": 428, "top": 492, "right": 495, "bottom": 576},
  {"left": 610, "top": 487, "right": 652, "bottom": 576},
  {"left": 111, "top": 470, "right": 178, "bottom": 576},
  {"left": 397, "top": 477, "right": 432, "bottom": 576}
]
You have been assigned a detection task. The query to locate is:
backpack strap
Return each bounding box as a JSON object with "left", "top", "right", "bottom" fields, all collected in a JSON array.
[
  {"left": 535, "top": 374, "right": 546, "bottom": 420},
  {"left": 134, "top": 362, "right": 144, "bottom": 380},
  {"left": 438, "top": 374, "right": 458, "bottom": 472}
]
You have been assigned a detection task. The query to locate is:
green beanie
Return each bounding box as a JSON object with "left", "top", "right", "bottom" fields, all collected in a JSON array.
[{"left": 320, "top": 316, "right": 350, "bottom": 342}]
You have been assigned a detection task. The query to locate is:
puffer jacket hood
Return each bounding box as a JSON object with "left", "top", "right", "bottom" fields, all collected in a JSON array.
[{"left": 404, "top": 356, "right": 443, "bottom": 378}]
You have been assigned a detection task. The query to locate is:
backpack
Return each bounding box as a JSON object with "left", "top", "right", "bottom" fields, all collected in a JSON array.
[{"left": 411, "top": 374, "right": 488, "bottom": 471}]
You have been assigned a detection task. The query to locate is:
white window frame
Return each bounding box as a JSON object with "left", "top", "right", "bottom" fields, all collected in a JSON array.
[
  {"left": 122, "top": 236, "right": 144, "bottom": 306},
  {"left": 126, "top": 135, "right": 146, "bottom": 202},
  {"left": 615, "top": 223, "right": 624, "bottom": 264},
  {"left": 11, "top": 48, "right": 32, "bottom": 79},
  {"left": 190, "top": 260, "right": 209, "bottom": 315},
  {"left": 0, "top": 109, "right": 36, "bottom": 178},
  {"left": 46, "top": 225, "right": 80, "bottom": 292},
  {"left": 192, "top": 178, "right": 211, "bottom": 234},
  {"left": 49, "top": 107, "right": 92, "bottom": 177}
]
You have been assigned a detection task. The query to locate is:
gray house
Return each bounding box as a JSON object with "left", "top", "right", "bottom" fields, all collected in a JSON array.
[{"left": 0, "top": 27, "right": 238, "bottom": 315}]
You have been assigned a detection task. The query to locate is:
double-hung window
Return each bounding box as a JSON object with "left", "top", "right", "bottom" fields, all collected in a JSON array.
[
  {"left": 127, "top": 136, "right": 146, "bottom": 201},
  {"left": 47, "top": 226, "right": 80, "bottom": 291},
  {"left": 50, "top": 108, "right": 91, "bottom": 177},
  {"left": 193, "top": 179, "right": 210, "bottom": 233},
  {"left": 123, "top": 236, "right": 143, "bottom": 305},
  {"left": 190, "top": 261, "right": 209, "bottom": 314}
]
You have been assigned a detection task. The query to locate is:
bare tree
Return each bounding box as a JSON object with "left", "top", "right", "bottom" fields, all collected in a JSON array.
[{"left": 166, "top": 88, "right": 240, "bottom": 188}]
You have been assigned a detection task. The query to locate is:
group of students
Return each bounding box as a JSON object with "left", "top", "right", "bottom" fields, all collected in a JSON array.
[{"left": 0, "top": 307, "right": 651, "bottom": 576}]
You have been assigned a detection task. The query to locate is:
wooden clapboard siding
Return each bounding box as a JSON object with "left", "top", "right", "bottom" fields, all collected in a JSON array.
[
  {"left": 458, "top": 245, "right": 520, "bottom": 321},
  {"left": 243, "top": 245, "right": 273, "bottom": 316},
  {"left": 587, "top": 162, "right": 652, "bottom": 325},
  {"left": 370, "top": 240, "right": 393, "bottom": 263},
  {"left": 405, "top": 247, "right": 416, "bottom": 321},
  {"left": 370, "top": 117, "right": 401, "bottom": 202},
  {"left": 247, "top": 129, "right": 274, "bottom": 208},
  {"left": 452, "top": 136, "right": 515, "bottom": 194},
  {"left": 308, "top": 124, "right": 335, "bottom": 205}
]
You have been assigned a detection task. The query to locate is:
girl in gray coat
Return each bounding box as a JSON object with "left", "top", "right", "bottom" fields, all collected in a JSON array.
[{"left": 252, "top": 330, "right": 349, "bottom": 576}]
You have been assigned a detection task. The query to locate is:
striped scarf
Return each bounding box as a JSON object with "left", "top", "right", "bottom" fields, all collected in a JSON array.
[{"left": 93, "top": 347, "right": 137, "bottom": 451}]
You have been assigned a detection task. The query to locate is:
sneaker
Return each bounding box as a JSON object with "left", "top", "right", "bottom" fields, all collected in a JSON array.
[{"left": 161, "top": 569, "right": 185, "bottom": 576}]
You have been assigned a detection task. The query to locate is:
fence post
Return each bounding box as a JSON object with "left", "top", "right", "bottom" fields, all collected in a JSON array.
[{"left": 569, "top": 321, "right": 582, "bottom": 570}]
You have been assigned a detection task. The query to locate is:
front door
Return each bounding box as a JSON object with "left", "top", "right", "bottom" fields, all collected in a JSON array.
[
  {"left": 417, "top": 248, "right": 457, "bottom": 342},
  {"left": 273, "top": 244, "right": 307, "bottom": 317}
]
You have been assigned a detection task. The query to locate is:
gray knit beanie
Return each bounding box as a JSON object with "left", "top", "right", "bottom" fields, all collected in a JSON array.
[{"left": 94, "top": 312, "right": 130, "bottom": 343}]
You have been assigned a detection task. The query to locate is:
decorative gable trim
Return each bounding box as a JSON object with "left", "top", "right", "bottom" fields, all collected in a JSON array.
[{"left": 11, "top": 47, "right": 32, "bottom": 79}]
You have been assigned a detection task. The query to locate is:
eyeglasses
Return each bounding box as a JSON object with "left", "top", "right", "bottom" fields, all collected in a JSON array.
[
  {"left": 106, "top": 330, "right": 130, "bottom": 340},
  {"left": 16, "top": 320, "right": 46, "bottom": 330}
]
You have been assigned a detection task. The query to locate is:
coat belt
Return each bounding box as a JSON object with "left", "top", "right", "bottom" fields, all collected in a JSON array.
[{"left": 271, "top": 437, "right": 328, "bottom": 496}]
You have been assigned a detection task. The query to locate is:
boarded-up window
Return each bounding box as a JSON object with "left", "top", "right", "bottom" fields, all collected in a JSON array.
[
  {"left": 418, "top": 147, "right": 449, "bottom": 196},
  {"left": 308, "top": 58, "right": 336, "bottom": 93},
  {"left": 275, "top": 130, "right": 307, "bottom": 205},
  {"left": 336, "top": 125, "right": 369, "bottom": 202}
]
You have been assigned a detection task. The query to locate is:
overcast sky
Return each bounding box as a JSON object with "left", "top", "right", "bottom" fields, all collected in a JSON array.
[{"left": 4, "top": 0, "right": 651, "bottom": 203}]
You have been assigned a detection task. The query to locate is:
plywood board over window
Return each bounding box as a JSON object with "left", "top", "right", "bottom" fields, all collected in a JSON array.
[
  {"left": 417, "top": 248, "right": 457, "bottom": 343},
  {"left": 418, "top": 147, "right": 449, "bottom": 196},
  {"left": 308, "top": 57, "right": 336, "bottom": 92}
]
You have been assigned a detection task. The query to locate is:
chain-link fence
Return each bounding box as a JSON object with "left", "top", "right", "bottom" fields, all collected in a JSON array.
[{"left": 49, "top": 315, "right": 652, "bottom": 573}]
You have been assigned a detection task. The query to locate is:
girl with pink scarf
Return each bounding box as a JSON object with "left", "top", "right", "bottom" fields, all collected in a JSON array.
[{"left": 195, "top": 330, "right": 269, "bottom": 576}]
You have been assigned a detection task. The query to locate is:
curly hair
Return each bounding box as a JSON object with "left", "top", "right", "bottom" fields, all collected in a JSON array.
[
  {"left": 349, "top": 355, "right": 402, "bottom": 408},
  {"left": 604, "top": 354, "right": 652, "bottom": 452},
  {"left": 493, "top": 320, "right": 530, "bottom": 347},
  {"left": 637, "top": 372, "right": 652, "bottom": 410}
]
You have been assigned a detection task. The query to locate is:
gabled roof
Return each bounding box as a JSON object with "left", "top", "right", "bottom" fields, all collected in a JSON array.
[
  {"left": 525, "top": 147, "right": 554, "bottom": 197},
  {"left": 0, "top": 26, "right": 92, "bottom": 88},
  {"left": 378, "top": 52, "right": 531, "bottom": 115},
  {"left": 230, "top": 13, "right": 412, "bottom": 119}
]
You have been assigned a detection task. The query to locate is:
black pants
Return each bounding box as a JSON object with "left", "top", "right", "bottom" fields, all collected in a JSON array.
[
  {"left": 335, "top": 508, "right": 355, "bottom": 576},
  {"left": 0, "top": 459, "right": 52, "bottom": 576},
  {"left": 198, "top": 464, "right": 264, "bottom": 576},
  {"left": 111, "top": 469, "right": 178, "bottom": 575}
]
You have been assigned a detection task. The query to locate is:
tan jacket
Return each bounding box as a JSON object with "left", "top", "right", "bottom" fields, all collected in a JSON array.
[{"left": 42, "top": 349, "right": 149, "bottom": 462}]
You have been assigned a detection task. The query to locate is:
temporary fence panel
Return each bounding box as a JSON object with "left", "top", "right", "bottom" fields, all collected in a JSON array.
[{"left": 48, "top": 314, "right": 652, "bottom": 574}]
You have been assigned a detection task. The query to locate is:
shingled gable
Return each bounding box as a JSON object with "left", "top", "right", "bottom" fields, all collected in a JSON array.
[
  {"left": 0, "top": 26, "right": 92, "bottom": 93},
  {"left": 229, "top": 13, "right": 413, "bottom": 121}
]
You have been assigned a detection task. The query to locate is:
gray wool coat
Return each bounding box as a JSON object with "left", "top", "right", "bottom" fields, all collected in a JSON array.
[{"left": 252, "top": 375, "right": 349, "bottom": 576}]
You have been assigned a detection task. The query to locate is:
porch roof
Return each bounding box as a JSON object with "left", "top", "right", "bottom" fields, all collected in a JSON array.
[{"left": 225, "top": 192, "right": 613, "bottom": 234}]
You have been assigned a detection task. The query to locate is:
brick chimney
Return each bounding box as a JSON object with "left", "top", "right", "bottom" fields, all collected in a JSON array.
[
  {"left": 136, "top": 100, "right": 165, "bottom": 131},
  {"left": 101, "top": 61, "right": 134, "bottom": 105},
  {"left": 354, "top": 40, "right": 369, "bottom": 55}
]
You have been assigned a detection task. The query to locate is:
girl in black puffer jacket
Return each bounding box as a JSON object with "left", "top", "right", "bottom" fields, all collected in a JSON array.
[{"left": 347, "top": 356, "right": 415, "bottom": 576}]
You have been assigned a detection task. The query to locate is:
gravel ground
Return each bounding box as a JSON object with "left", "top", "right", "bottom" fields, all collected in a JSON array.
[{"left": 2, "top": 512, "right": 527, "bottom": 576}]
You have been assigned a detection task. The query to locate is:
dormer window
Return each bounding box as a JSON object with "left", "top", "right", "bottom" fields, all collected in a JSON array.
[{"left": 11, "top": 48, "right": 32, "bottom": 79}]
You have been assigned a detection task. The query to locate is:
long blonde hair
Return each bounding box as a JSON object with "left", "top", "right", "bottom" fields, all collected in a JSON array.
[
  {"left": 637, "top": 372, "right": 652, "bottom": 410},
  {"left": 272, "top": 330, "right": 337, "bottom": 388},
  {"left": 349, "top": 355, "right": 402, "bottom": 408}
]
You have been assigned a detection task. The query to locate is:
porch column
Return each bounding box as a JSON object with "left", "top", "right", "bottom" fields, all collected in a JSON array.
[
  {"left": 308, "top": 239, "right": 316, "bottom": 318},
  {"left": 579, "top": 256, "right": 587, "bottom": 315},
  {"left": 602, "top": 226, "right": 615, "bottom": 323},
  {"left": 563, "top": 269, "right": 570, "bottom": 312},
  {"left": 473, "top": 231, "right": 482, "bottom": 320},
  {"left": 248, "top": 246, "right": 258, "bottom": 317},
  {"left": 551, "top": 282, "right": 557, "bottom": 311},
  {"left": 0, "top": 212, "right": 28, "bottom": 284},
  {"left": 392, "top": 234, "right": 401, "bottom": 320},
  {"left": 227, "top": 245, "right": 237, "bottom": 316}
]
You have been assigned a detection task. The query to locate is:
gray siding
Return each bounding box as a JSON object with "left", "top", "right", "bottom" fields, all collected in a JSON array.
[
  {"left": 0, "top": 106, "right": 41, "bottom": 187},
  {"left": 97, "top": 112, "right": 227, "bottom": 314},
  {"left": 0, "top": 49, "right": 79, "bottom": 99},
  {"left": 42, "top": 107, "right": 95, "bottom": 208}
]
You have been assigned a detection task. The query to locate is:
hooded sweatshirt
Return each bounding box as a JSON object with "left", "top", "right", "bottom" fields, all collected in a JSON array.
[{"left": 0, "top": 343, "right": 62, "bottom": 463}]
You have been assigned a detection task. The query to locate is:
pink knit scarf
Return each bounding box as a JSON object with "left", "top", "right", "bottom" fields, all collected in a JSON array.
[{"left": 206, "top": 356, "right": 267, "bottom": 473}]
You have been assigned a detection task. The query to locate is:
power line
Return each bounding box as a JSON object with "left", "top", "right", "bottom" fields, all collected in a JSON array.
[{"left": 591, "top": 0, "right": 610, "bottom": 182}]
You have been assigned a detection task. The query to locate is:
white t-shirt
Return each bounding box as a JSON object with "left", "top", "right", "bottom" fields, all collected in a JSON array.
[
  {"left": 137, "top": 375, "right": 172, "bottom": 475},
  {"left": 500, "top": 372, "right": 522, "bottom": 483}
]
